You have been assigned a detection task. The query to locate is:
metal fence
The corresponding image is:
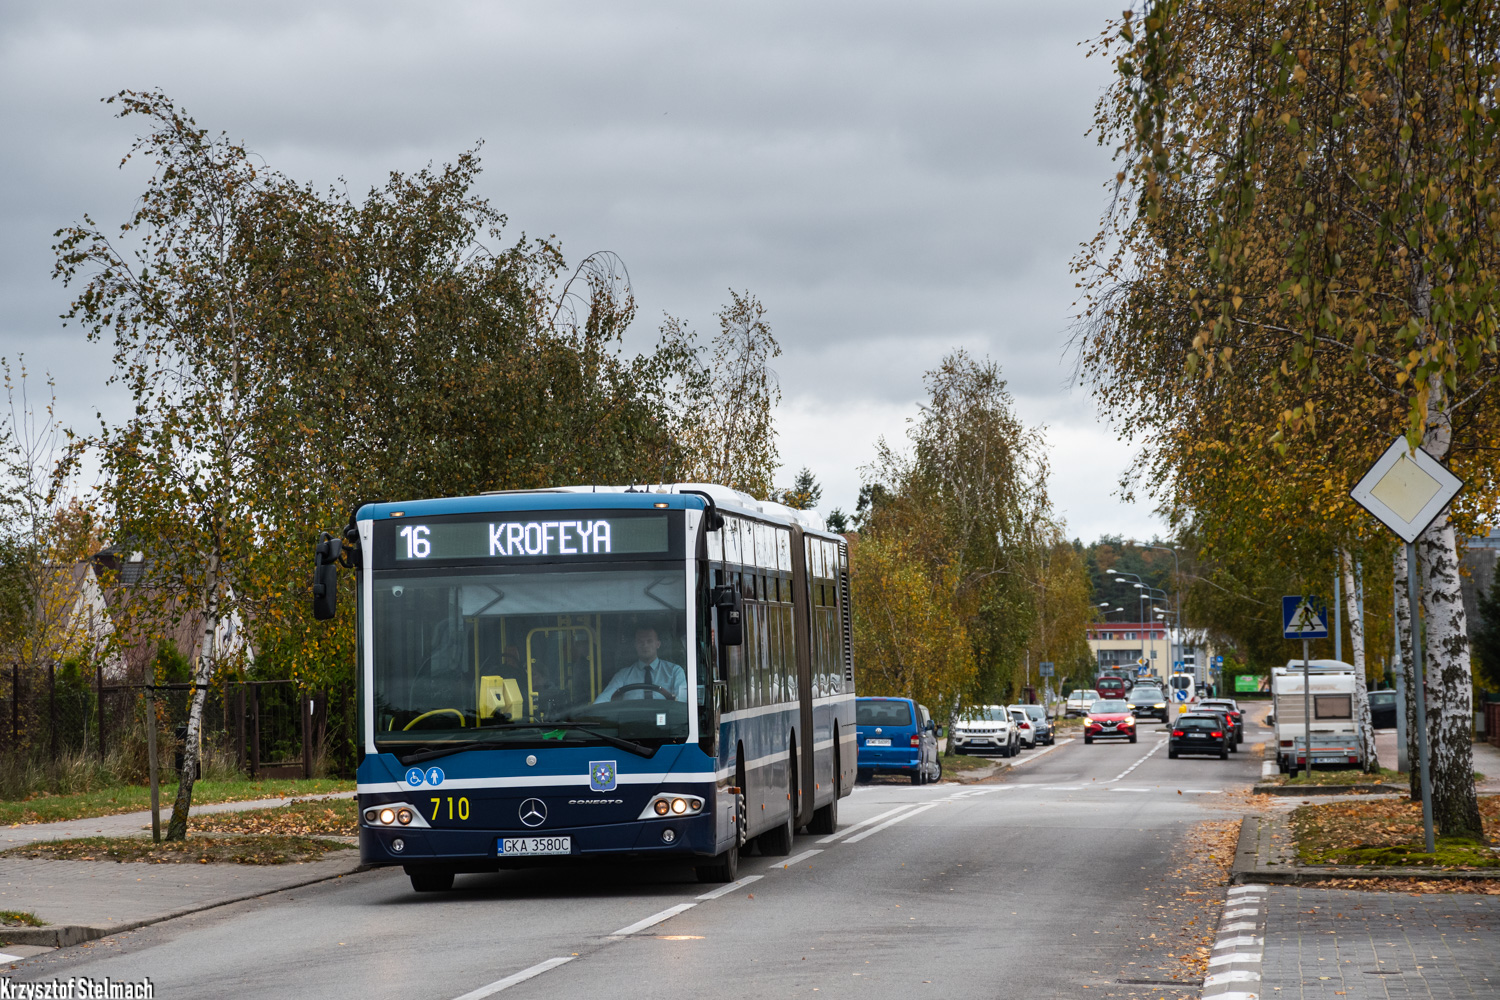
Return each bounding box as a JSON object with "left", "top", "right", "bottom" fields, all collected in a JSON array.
[{"left": 2, "top": 663, "right": 351, "bottom": 779}]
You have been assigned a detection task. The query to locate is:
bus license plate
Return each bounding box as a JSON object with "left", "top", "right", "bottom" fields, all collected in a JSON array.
[
  {"left": 865, "top": 739, "right": 891, "bottom": 746},
  {"left": 498, "top": 836, "right": 571, "bottom": 857}
]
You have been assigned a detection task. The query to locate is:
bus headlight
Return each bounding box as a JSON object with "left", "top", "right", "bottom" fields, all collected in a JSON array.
[
  {"left": 361, "top": 802, "right": 431, "bottom": 828},
  {"left": 639, "top": 794, "right": 705, "bottom": 820}
]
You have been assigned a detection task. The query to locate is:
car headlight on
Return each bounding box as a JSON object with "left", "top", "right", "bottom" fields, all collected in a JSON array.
[
  {"left": 1154, "top": 703, "right": 1166, "bottom": 709},
  {"left": 379, "top": 808, "right": 396, "bottom": 825}
]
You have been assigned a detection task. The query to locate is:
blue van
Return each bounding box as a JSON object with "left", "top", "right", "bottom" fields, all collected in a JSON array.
[{"left": 855, "top": 696, "right": 942, "bottom": 785}]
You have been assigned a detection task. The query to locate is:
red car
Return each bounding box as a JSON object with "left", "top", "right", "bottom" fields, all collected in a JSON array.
[
  {"left": 1096, "top": 677, "right": 1128, "bottom": 701},
  {"left": 1083, "top": 699, "right": 1138, "bottom": 744}
]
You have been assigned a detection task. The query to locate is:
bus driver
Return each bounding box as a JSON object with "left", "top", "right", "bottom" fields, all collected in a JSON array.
[{"left": 595, "top": 625, "right": 686, "bottom": 702}]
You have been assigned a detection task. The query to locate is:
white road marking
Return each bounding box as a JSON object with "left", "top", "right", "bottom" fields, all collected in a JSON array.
[
  {"left": 816, "top": 803, "right": 920, "bottom": 843},
  {"left": 1219, "top": 921, "right": 1258, "bottom": 933},
  {"left": 766, "top": 848, "right": 823, "bottom": 869},
  {"left": 1208, "top": 952, "right": 1259, "bottom": 967},
  {"left": 1108, "top": 787, "right": 1151, "bottom": 792},
  {"left": 695, "top": 874, "right": 762, "bottom": 900},
  {"left": 842, "top": 801, "right": 941, "bottom": 844},
  {"left": 1212, "top": 935, "right": 1262, "bottom": 950},
  {"left": 452, "top": 957, "right": 576, "bottom": 999},
  {"left": 1204, "top": 970, "right": 1260, "bottom": 985},
  {"left": 0, "top": 953, "right": 22, "bottom": 963},
  {"left": 1107, "top": 738, "right": 1167, "bottom": 782},
  {"left": 609, "top": 903, "right": 696, "bottom": 937},
  {"left": 1005, "top": 737, "right": 1074, "bottom": 765}
]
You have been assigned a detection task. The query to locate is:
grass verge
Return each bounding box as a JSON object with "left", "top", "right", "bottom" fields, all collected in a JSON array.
[
  {"left": 1274, "top": 767, "right": 1407, "bottom": 787},
  {"left": 192, "top": 798, "right": 357, "bottom": 837},
  {"left": 3, "top": 834, "right": 354, "bottom": 865},
  {"left": 0, "top": 778, "right": 354, "bottom": 826},
  {"left": 939, "top": 754, "right": 1000, "bottom": 774},
  {"left": 0, "top": 912, "right": 44, "bottom": 927},
  {"left": 1292, "top": 794, "right": 1500, "bottom": 869}
]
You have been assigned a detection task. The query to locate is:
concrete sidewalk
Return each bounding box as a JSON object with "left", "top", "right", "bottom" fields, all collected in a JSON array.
[
  {"left": 0, "top": 791, "right": 362, "bottom": 952},
  {"left": 1203, "top": 883, "right": 1500, "bottom": 999}
]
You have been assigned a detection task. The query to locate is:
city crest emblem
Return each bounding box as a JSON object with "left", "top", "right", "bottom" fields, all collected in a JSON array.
[{"left": 589, "top": 760, "right": 618, "bottom": 792}]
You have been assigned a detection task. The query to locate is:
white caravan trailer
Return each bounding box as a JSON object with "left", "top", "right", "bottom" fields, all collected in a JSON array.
[{"left": 1272, "top": 660, "right": 1363, "bottom": 773}]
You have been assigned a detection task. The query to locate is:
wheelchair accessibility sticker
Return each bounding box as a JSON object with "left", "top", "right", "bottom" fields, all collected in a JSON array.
[
  {"left": 590, "top": 760, "right": 617, "bottom": 792},
  {"left": 405, "top": 766, "right": 445, "bottom": 787}
]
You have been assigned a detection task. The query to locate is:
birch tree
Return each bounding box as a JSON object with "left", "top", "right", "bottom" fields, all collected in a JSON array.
[
  {"left": 1077, "top": 0, "right": 1498, "bottom": 838},
  {"left": 1340, "top": 549, "right": 1378, "bottom": 772},
  {"left": 54, "top": 91, "right": 270, "bottom": 838}
]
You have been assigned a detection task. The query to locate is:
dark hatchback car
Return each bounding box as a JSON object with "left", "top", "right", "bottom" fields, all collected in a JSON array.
[
  {"left": 856, "top": 696, "right": 942, "bottom": 785},
  {"left": 1368, "top": 690, "right": 1397, "bottom": 729},
  {"left": 1168, "top": 713, "right": 1231, "bottom": 759},
  {"left": 1192, "top": 704, "right": 1239, "bottom": 752},
  {"left": 1197, "top": 698, "right": 1244, "bottom": 744}
]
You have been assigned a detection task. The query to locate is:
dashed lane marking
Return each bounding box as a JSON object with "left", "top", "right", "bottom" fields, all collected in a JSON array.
[
  {"left": 1107, "top": 737, "right": 1167, "bottom": 782},
  {"left": 766, "top": 848, "right": 823, "bottom": 869},
  {"left": 841, "top": 801, "right": 941, "bottom": 844},
  {"left": 816, "top": 803, "right": 921, "bottom": 844},
  {"left": 452, "top": 957, "right": 577, "bottom": 999},
  {"left": 695, "top": 874, "right": 762, "bottom": 900},
  {"left": 609, "top": 903, "right": 697, "bottom": 937}
]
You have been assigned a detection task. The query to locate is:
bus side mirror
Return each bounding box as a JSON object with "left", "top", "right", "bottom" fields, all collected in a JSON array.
[
  {"left": 312, "top": 532, "right": 341, "bottom": 621},
  {"left": 713, "top": 585, "right": 743, "bottom": 646}
]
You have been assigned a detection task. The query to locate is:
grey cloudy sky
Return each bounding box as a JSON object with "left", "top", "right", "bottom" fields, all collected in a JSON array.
[{"left": 0, "top": 0, "right": 1156, "bottom": 542}]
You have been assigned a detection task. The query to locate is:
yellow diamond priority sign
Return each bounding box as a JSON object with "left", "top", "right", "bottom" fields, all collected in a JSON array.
[{"left": 1349, "top": 437, "right": 1463, "bottom": 544}]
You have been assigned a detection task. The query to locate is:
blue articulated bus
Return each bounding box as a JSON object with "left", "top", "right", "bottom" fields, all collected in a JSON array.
[{"left": 312, "top": 484, "right": 856, "bottom": 891}]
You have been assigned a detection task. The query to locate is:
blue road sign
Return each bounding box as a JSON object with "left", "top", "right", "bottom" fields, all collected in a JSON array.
[
  {"left": 1038, "top": 661, "right": 1055, "bottom": 677},
  {"left": 1214, "top": 654, "right": 1223, "bottom": 667},
  {"left": 1282, "top": 595, "right": 1329, "bottom": 639},
  {"left": 1174, "top": 688, "right": 1189, "bottom": 702}
]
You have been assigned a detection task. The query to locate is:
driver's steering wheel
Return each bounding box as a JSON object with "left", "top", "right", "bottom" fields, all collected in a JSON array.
[{"left": 610, "top": 683, "right": 676, "bottom": 701}]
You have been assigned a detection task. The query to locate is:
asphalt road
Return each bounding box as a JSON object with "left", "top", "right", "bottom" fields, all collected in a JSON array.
[{"left": 19, "top": 717, "right": 1268, "bottom": 1000}]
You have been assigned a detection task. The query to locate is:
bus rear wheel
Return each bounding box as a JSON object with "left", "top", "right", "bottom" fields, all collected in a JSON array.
[
  {"left": 406, "top": 866, "right": 454, "bottom": 893},
  {"left": 807, "top": 754, "right": 840, "bottom": 836}
]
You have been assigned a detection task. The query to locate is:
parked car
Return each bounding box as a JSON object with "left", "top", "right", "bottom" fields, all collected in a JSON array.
[
  {"left": 950, "top": 705, "right": 1019, "bottom": 758},
  {"left": 1065, "top": 689, "right": 1101, "bottom": 717},
  {"left": 1083, "top": 699, "right": 1137, "bottom": 743},
  {"left": 856, "top": 696, "right": 943, "bottom": 784},
  {"left": 1126, "top": 685, "right": 1168, "bottom": 723},
  {"left": 1368, "top": 690, "right": 1397, "bottom": 729},
  {"left": 1197, "top": 698, "right": 1244, "bottom": 744},
  {"left": 1167, "top": 712, "right": 1231, "bottom": 759},
  {"left": 1011, "top": 703, "right": 1054, "bottom": 745},
  {"left": 1009, "top": 707, "right": 1036, "bottom": 748}
]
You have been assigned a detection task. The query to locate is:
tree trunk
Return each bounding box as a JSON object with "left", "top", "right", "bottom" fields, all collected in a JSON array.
[
  {"left": 167, "top": 585, "right": 218, "bottom": 841},
  {"left": 1412, "top": 389, "right": 1482, "bottom": 838},
  {"left": 1341, "top": 550, "right": 1377, "bottom": 772},
  {"left": 1394, "top": 546, "right": 1420, "bottom": 798},
  {"left": 1416, "top": 510, "right": 1483, "bottom": 839}
]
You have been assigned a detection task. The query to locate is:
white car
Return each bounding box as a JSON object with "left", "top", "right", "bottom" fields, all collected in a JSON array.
[
  {"left": 1065, "top": 689, "right": 1100, "bottom": 718},
  {"left": 1008, "top": 707, "right": 1037, "bottom": 748},
  {"left": 950, "top": 705, "right": 1019, "bottom": 757}
]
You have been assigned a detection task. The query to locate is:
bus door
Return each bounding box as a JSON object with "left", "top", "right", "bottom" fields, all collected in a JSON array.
[{"left": 789, "top": 523, "right": 815, "bottom": 828}]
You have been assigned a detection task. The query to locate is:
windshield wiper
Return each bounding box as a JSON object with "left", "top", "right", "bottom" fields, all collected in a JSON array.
[{"left": 546, "top": 724, "right": 655, "bottom": 759}]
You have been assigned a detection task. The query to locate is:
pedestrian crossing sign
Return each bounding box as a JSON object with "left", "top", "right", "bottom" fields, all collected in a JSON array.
[{"left": 1282, "top": 595, "right": 1329, "bottom": 639}]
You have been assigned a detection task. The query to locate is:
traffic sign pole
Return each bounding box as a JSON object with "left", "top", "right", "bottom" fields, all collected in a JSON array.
[
  {"left": 1302, "top": 638, "right": 1311, "bottom": 780},
  {"left": 1406, "top": 540, "right": 1436, "bottom": 854}
]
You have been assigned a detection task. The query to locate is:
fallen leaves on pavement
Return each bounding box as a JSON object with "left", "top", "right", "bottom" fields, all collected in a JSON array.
[{"left": 4, "top": 834, "right": 354, "bottom": 865}]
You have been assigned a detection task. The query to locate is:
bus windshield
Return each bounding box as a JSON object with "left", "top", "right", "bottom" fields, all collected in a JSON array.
[{"left": 371, "top": 564, "right": 690, "bottom": 751}]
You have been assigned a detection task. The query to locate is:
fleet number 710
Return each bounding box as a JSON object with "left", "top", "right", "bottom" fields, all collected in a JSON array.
[{"left": 430, "top": 796, "right": 470, "bottom": 821}]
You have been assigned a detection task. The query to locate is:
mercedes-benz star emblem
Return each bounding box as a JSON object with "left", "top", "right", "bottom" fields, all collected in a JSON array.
[{"left": 518, "top": 798, "right": 547, "bottom": 827}]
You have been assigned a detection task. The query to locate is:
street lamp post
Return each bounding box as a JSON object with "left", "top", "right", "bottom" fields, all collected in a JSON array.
[{"left": 1130, "top": 541, "right": 1183, "bottom": 674}]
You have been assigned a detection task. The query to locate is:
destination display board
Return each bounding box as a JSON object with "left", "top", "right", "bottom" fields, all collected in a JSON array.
[{"left": 375, "top": 511, "right": 678, "bottom": 566}]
